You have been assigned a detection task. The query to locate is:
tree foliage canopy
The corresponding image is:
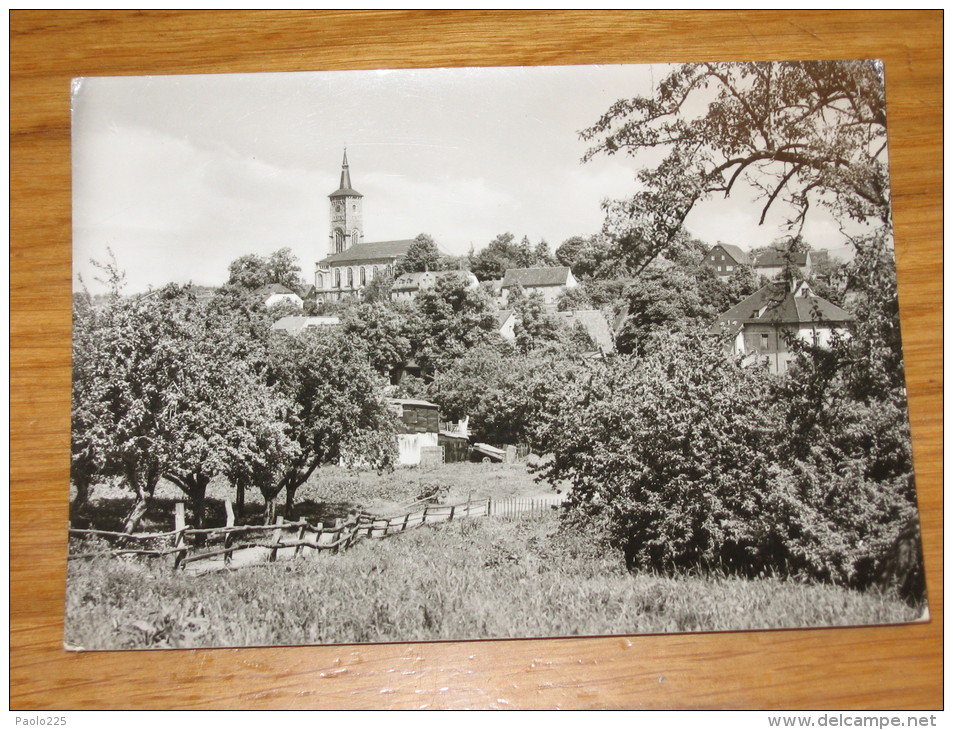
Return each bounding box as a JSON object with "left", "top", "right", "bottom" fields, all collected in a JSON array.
[{"left": 582, "top": 61, "right": 891, "bottom": 274}]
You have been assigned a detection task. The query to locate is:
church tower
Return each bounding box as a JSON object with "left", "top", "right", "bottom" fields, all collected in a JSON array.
[{"left": 328, "top": 149, "right": 363, "bottom": 255}]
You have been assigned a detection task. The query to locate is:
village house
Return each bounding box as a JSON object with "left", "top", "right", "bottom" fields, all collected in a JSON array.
[
  {"left": 386, "top": 398, "right": 441, "bottom": 466},
  {"left": 495, "top": 308, "right": 615, "bottom": 354},
  {"left": 392, "top": 270, "right": 479, "bottom": 301},
  {"left": 712, "top": 279, "right": 852, "bottom": 375},
  {"left": 499, "top": 266, "right": 578, "bottom": 306},
  {"left": 752, "top": 248, "right": 813, "bottom": 280},
  {"left": 254, "top": 283, "right": 303, "bottom": 308},
  {"left": 702, "top": 243, "right": 750, "bottom": 279}
]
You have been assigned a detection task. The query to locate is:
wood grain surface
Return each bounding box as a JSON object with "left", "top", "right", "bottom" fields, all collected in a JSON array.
[{"left": 10, "top": 10, "right": 942, "bottom": 710}]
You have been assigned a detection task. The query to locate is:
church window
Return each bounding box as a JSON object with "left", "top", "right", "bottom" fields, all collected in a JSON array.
[
  {"left": 360, "top": 267, "right": 366, "bottom": 286},
  {"left": 335, "top": 269, "right": 341, "bottom": 288},
  {"left": 352, "top": 228, "right": 361, "bottom": 246},
  {"left": 347, "top": 268, "right": 354, "bottom": 287},
  {"left": 334, "top": 229, "right": 345, "bottom": 253},
  {"left": 316, "top": 273, "right": 324, "bottom": 289}
]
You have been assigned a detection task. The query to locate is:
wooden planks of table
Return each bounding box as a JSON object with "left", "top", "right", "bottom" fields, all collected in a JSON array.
[{"left": 10, "top": 10, "right": 941, "bottom": 710}]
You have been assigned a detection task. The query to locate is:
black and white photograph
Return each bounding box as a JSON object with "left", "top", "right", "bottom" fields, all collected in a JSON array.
[{"left": 67, "top": 60, "right": 926, "bottom": 651}]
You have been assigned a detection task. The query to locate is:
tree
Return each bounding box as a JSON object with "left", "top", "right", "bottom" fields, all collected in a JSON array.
[
  {"left": 427, "top": 343, "right": 589, "bottom": 448},
  {"left": 341, "top": 301, "right": 415, "bottom": 378},
  {"left": 72, "top": 284, "right": 210, "bottom": 532},
  {"left": 512, "top": 293, "right": 565, "bottom": 354},
  {"left": 582, "top": 61, "right": 891, "bottom": 275},
  {"left": 227, "top": 247, "right": 305, "bottom": 292},
  {"left": 394, "top": 233, "right": 443, "bottom": 276},
  {"left": 411, "top": 271, "right": 499, "bottom": 376},
  {"left": 258, "top": 329, "right": 397, "bottom": 522}
]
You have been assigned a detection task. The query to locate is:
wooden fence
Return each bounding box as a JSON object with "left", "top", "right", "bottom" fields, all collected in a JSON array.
[{"left": 67, "top": 494, "right": 564, "bottom": 574}]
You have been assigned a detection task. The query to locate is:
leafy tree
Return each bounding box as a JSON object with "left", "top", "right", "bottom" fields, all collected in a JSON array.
[
  {"left": 226, "top": 247, "right": 305, "bottom": 292},
  {"left": 362, "top": 269, "right": 395, "bottom": 304},
  {"left": 72, "top": 284, "right": 211, "bottom": 531},
  {"left": 341, "top": 301, "right": 415, "bottom": 378},
  {"left": 394, "top": 233, "right": 443, "bottom": 276},
  {"left": 411, "top": 271, "right": 499, "bottom": 376},
  {"left": 513, "top": 293, "right": 564, "bottom": 354},
  {"left": 255, "top": 329, "right": 397, "bottom": 522},
  {"left": 469, "top": 232, "right": 556, "bottom": 281},
  {"left": 582, "top": 61, "right": 891, "bottom": 274},
  {"left": 555, "top": 285, "right": 593, "bottom": 312},
  {"left": 427, "top": 344, "right": 589, "bottom": 448}
]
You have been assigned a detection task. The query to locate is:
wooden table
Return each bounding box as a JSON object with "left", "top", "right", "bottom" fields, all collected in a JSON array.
[{"left": 11, "top": 10, "right": 941, "bottom": 710}]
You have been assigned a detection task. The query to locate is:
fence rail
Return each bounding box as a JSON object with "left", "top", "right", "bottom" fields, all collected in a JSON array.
[{"left": 68, "top": 494, "right": 564, "bottom": 574}]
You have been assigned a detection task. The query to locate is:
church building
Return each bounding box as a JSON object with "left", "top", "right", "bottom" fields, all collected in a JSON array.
[{"left": 313, "top": 151, "right": 415, "bottom": 302}]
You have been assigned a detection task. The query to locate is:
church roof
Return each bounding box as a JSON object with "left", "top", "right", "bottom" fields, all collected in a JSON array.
[
  {"left": 501, "top": 266, "right": 573, "bottom": 288},
  {"left": 318, "top": 239, "right": 416, "bottom": 266},
  {"left": 329, "top": 149, "right": 363, "bottom": 198}
]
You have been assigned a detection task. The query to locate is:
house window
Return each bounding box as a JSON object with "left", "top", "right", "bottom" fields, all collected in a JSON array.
[
  {"left": 726, "top": 265, "right": 733, "bottom": 272},
  {"left": 760, "top": 333, "right": 769, "bottom": 349}
]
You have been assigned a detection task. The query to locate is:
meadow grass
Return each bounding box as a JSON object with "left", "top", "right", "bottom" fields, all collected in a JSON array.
[
  {"left": 65, "top": 511, "right": 920, "bottom": 650},
  {"left": 75, "top": 461, "right": 557, "bottom": 533}
]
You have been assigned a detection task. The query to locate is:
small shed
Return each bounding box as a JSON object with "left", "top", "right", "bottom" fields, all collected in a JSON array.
[{"left": 387, "top": 398, "right": 440, "bottom": 466}]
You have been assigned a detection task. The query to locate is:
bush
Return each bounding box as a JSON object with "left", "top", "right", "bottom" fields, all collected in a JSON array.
[{"left": 543, "top": 331, "right": 919, "bottom": 589}]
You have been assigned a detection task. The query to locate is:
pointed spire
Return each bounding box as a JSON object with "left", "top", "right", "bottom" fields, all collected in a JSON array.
[
  {"left": 340, "top": 148, "right": 352, "bottom": 190},
  {"left": 330, "top": 147, "right": 362, "bottom": 198}
]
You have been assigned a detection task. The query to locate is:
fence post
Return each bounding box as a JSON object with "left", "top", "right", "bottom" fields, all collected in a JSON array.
[
  {"left": 486, "top": 497, "right": 492, "bottom": 518},
  {"left": 223, "top": 499, "right": 235, "bottom": 566},
  {"left": 449, "top": 504, "right": 455, "bottom": 522},
  {"left": 294, "top": 522, "right": 307, "bottom": 558},
  {"left": 422, "top": 505, "right": 429, "bottom": 525},
  {"left": 402, "top": 512, "right": 410, "bottom": 532},
  {"left": 466, "top": 492, "right": 471, "bottom": 517},
  {"left": 315, "top": 522, "right": 324, "bottom": 552},
  {"left": 173, "top": 502, "right": 187, "bottom": 570},
  {"left": 333, "top": 518, "right": 343, "bottom": 553},
  {"left": 269, "top": 516, "right": 284, "bottom": 562}
]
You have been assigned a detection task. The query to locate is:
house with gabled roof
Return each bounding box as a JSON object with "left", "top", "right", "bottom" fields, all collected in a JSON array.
[
  {"left": 499, "top": 266, "right": 578, "bottom": 306},
  {"left": 253, "top": 283, "right": 303, "bottom": 308},
  {"left": 392, "top": 270, "right": 479, "bottom": 301},
  {"left": 711, "top": 279, "right": 852, "bottom": 374},
  {"left": 752, "top": 248, "right": 813, "bottom": 280},
  {"left": 703, "top": 242, "right": 750, "bottom": 278}
]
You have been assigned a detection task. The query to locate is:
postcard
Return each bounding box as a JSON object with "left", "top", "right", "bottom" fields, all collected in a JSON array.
[{"left": 67, "top": 61, "right": 925, "bottom": 650}]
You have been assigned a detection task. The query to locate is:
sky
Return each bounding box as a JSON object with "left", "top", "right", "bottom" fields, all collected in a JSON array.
[{"left": 72, "top": 64, "right": 859, "bottom": 294}]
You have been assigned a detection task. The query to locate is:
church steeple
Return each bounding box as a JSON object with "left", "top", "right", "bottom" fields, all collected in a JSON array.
[
  {"left": 330, "top": 148, "right": 362, "bottom": 198},
  {"left": 328, "top": 148, "right": 363, "bottom": 254},
  {"left": 340, "top": 148, "right": 352, "bottom": 191}
]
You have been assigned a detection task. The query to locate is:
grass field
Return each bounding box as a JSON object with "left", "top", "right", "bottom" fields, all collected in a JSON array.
[
  {"left": 73, "top": 461, "right": 559, "bottom": 533},
  {"left": 65, "top": 507, "right": 921, "bottom": 650}
]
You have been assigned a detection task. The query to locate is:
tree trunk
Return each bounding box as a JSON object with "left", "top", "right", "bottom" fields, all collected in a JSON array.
[
  {"left": 69, "top": 477, "right": 91, "bottom": 525},
  {"left": 123, "top": 485, "right": 151, "bottom": 534},
  {"left": 263, "top": 496, "right": 279, "bottom": 525},
  {"left": 285, "top": 483, "right": 298, "bottom": 521},
  {"left": 236, "top": 482, "right": 245, "bottom": 518}
]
